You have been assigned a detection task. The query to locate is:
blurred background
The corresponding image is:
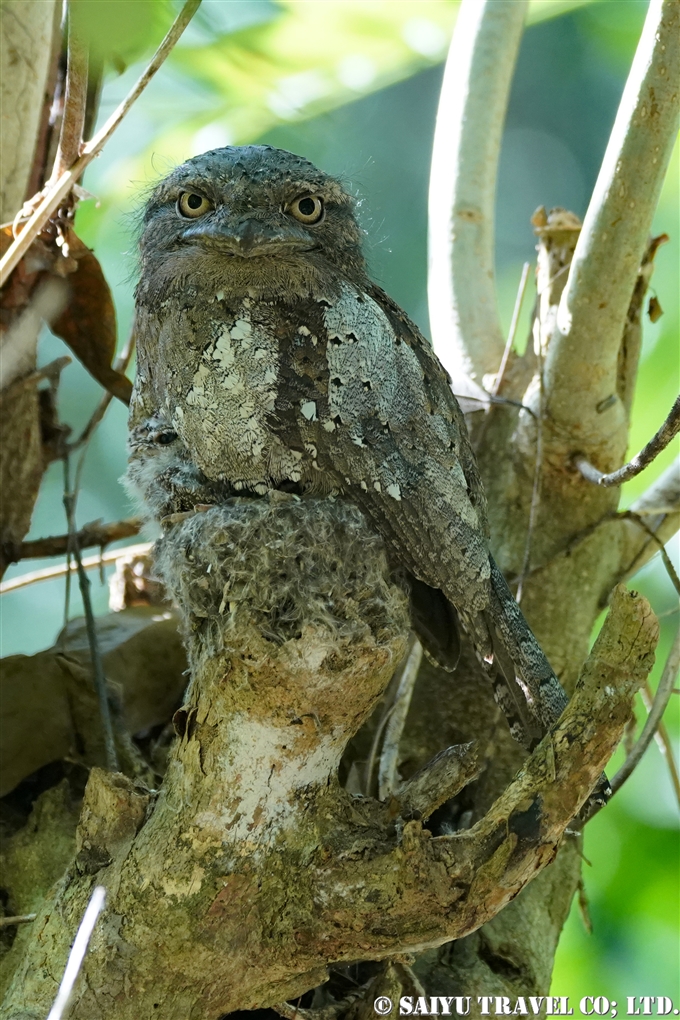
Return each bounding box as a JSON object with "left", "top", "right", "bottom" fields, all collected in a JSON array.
[{"left": 1, "top": 0, "right": 677, "bottom": 1000}]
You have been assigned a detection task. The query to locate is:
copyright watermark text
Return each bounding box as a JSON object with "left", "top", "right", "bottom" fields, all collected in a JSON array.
[{"left": 373, "top": 997, "right": 678, "bottom": 1017}]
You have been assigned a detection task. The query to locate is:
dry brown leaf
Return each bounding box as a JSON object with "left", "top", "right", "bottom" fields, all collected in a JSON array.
[
  {"left": 51, "top": 229, "right": 132, "bottom": 404},
  {"left": 647, "top": 295, "right": 663, "bottom": 323}
]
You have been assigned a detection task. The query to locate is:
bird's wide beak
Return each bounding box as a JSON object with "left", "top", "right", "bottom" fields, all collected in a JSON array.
[{"left": 190, "top": 216, "right": 310, "bottom": 257}]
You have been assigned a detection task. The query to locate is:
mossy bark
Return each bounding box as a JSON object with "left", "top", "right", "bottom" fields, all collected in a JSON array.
[{"left": 0, "top": 487, "right": 658, "bottom": 1018}]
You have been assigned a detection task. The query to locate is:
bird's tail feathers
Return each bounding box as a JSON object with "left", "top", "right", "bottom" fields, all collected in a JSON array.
[
  {"left": 487, "top": 555, "right": 569, "bottom": 730},
  {"left": 485, "top": 619, "right": 544, "bottom": 751}
]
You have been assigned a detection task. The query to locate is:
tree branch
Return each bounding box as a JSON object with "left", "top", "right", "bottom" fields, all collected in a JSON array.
[
  {"left": 543, "top": 0, "right": 680, "bottom": 438},
  {"left": 15, "top": 518, "right": 142, "bottom": 563},
  {"left": 285, "top": 586, "right": 656, "bottom": 962},
  {"left": 49, "top": 4, "right": 89, "bottom": 185},
  {"left": 396, "top": 741, "right": 482, "bottom": 821},
  {"left": 0, "top": 541, "right": 152, "bottom": 594},
  {"left": 0, "top": 1, "right": 59, "bottom": 223},
  {"left": 0, "top": 494, "right": 657, "bottom": 1016},
  {"left": 575, "top": 394, "right": 680, "bottom": 487},
  {"left": 0, "top": 0, "right": 201, "bottom": 288},
  {"left": 615, "top": 456, "right": 680, "bottom": 583},
  {"left": 428, "top": 0, "right": 527, "bottom": 391}
]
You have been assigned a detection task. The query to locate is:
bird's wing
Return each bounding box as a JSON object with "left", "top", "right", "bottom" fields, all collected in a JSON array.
[
  {"left": 272, "top": 281, "right": 492, "bottom": 615},
  {"left": 366, "top": 282, "right": 489, "bottom": 537}
]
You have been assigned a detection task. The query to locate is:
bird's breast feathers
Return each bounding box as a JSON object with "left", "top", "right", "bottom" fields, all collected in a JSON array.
[{"left": 134, "top": 279, "right": 487, "bottom": 579}]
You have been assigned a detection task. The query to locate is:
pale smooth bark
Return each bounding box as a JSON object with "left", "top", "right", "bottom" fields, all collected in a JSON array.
[
  {"left": 544, "top": 0, "right": 680, "bottom": 444},
  {"left": 0, "top": 0, "right": 59, "bottom": 222},
  {"left": 428, "top": 0, "right": 527, "bottom": 393}
]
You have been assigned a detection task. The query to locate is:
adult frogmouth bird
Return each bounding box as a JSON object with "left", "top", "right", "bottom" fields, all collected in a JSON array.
[{"left": 130, "top": 144, "right": 606, "bottom": 781}]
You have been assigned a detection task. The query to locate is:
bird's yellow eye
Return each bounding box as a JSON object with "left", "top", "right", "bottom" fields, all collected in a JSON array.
[
  {"left": 177, "top": 192, "right": 212, "bottom": 218},
  {"left": 287, "top": 195, "right": 324, "bottom": 225}
]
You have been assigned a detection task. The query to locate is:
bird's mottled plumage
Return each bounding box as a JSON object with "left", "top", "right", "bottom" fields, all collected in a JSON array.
[
  {"left": 125, "top": 415, "right": 234, "bottom": 522},
  {"left": 129, "top": 146, "right": 586, "bottom": 758}
]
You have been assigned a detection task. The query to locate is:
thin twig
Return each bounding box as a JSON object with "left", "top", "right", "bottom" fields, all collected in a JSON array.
[
  {"left": 18, "top": 518, "right": 142, "bottom": 561},
  {"left": 0, "top": 542, "right": 152, "bottom": 594},
  {"left": 492, "top": 261, "right": 531, "bottom": 397},
  {"left": 69, "top": 326, "right": 136, "bottom": 451},
  {"left": 46, "top": 886, "right": 106, "bottom": 1020},
  {"left": 619, "top": 511, "right": 680, "bottom": 598},
  {"left": 1, "top": 355, "right": 72, "bottom": 396},
  {"left": 378, "top": 638, "right": 423, "bottom": 800},
  {"left": 63, "top": 457, "right": 119, "bottom": 771},
  {"left": 575, "top": 394, "right": 680, "bottom": 488},
  {"left": 49, "top": 4, "right": 88, "bottom": 184},
  {"left": 272, "top": 979, "right": 375, "bottom": 1020},
  {"left": 60, "top": 326, "right": 135, "bottom": 612},
  {"left": 617, "top": 457, "right": 680, "bottom": 582},
  {"left": 0, "top": 0, "right": 201, "bottom": 287},
  {"left": 452, "top": 392, "right": 536, "bottom": 415},
  {"left": 0, "top": 913, "right": 37, "bottom": 929},
  {"left": 605, "top": 623, "right": 680, "bottom": 806},
  {"left": 641, "top": 679, "right": 680, "bottom": 807}
]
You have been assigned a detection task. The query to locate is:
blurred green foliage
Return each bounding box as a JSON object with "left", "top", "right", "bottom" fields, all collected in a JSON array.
[
  {"left": 1, "top": 0, "right": 677, "bottom": 1002},
  {"left": 72, "top": 0, "right": 176, "bottom": 71}
]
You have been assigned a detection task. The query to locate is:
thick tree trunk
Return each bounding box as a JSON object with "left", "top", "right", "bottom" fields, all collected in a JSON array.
[{"left": 0, "top": 0, "right": 62, "bottom": 576}]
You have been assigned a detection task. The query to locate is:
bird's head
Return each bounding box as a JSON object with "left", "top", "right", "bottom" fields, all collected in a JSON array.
[{"left": 138, "top": 145, "right": 367, "bottom": 298}]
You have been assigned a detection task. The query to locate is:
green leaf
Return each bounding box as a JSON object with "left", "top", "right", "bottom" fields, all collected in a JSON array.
[{"left": 72, "top": 0, "right": 176, "bottom": 71}]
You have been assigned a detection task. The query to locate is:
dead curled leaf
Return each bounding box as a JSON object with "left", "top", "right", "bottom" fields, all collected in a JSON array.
[{"left": 50, "top": 229, "right": 132, "bottom": 404}]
